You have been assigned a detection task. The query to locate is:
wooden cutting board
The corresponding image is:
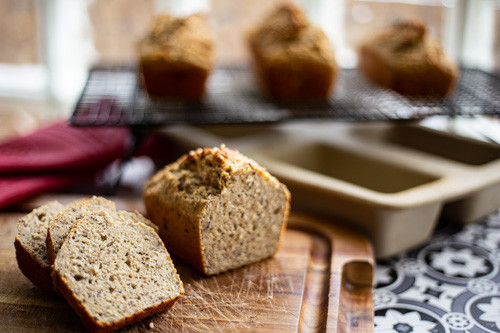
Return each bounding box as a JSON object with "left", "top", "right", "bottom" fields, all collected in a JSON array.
[{"left": 0, "top": 195, "right": 374, "bottom": 332}]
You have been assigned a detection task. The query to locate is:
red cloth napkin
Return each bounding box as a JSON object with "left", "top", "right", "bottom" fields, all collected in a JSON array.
[
  {"left": 0, "top": 121, "right": 130, "bottom": 173},
  {"left": 0, "top": 121, "right": 130, "bottom": 209}
]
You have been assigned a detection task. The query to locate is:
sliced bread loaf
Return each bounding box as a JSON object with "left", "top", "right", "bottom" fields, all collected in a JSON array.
[
  {"left": 14, "top": 200, "right": 66, "bottom": 293},
  {"left": 52, "top": 210, "right": 184, "bottom": 332},
  {"left": 46, "top": 196, "right": 116, "bottom": 265},
  {"left": 144, "top": 145, "right": 291, "bottom": 275},
  {"left": 47, "top": 197, "right": 158, "bottom": 265}
]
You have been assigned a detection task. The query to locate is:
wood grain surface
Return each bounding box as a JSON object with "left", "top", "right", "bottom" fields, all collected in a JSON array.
[{"left": 0, "top": 196, "right": 374, "bottom": 332}]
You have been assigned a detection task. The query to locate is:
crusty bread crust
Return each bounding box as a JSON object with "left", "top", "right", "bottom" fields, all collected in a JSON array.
[
  {"left": 46, "top": 232, "right": 58, "bottom": 267},
  {"left": 14, "top": 239, "right": 54, "bottom": 293},
  {"left": 248, "top": 2, "right": 337, "bottom": 101},
  {"left": 144, "top": 191, "right": 206, "bottom": 273},
  {"left": 358, "top": 19, "right": 458, "bottom": 97},
  {"left": 139, "top": 62, "right": 210, "bottom": 100}
]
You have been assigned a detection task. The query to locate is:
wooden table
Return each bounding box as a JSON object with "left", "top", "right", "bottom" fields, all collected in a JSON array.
[{"left": 0, "top": 194, "right": 374, "bottom": 332}]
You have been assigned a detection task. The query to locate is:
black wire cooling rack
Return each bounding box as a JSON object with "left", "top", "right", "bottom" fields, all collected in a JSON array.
[{"left": 70, "top": 66, "right": 499, "bottom": 127}]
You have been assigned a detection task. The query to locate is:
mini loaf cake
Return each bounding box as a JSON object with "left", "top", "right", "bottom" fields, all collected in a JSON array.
[
  {"left": 358, "top": 18, "right": 459, "bottom": 97},
  {"left": 138, "top": 13, "right": 214, "bottom": 99},
  {"left": 144, "top": 145, "right": 291, "bottom": 276},
  {"left": 248, "top": 2, "right": 337, "bottom": 101},
  {"left": 14, "top": 200, "right": 66, "bottom": 293},
  {"left": 52, "top": 210, "right": 184, "bottom": 332}
]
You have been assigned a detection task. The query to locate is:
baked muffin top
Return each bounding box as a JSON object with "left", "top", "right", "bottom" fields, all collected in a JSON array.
[{"left": 139, "top": 13, "right": 214, "bottom": 70}]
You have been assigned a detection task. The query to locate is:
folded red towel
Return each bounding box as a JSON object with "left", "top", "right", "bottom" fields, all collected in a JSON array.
[
  {"left": 0, "top": 121, "right": 130, "bottom": 209},
  {"left": 0, "top": 121, "right": 130, "bottom": 174}
]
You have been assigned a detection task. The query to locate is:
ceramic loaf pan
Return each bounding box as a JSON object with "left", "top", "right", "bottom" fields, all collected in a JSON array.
[{"left": 159, "top": 121, "right": 500, "bottom": 258}]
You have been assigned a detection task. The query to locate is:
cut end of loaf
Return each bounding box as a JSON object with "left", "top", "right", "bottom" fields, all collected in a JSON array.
[
  {"left": 200, "top": 169, "right": 290, "bottom": 275},
  {"left": 53, "top": 210, "right": 184, "bottom": 332}
]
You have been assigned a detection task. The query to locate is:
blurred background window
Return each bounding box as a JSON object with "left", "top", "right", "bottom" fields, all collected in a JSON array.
[
  {"left": 0, "top": 0, "right": 45, "bottom": 100},
  {"left": 0, "top": 0, "right": 38, "bottom": 64},
  {"left": 0, "top": 0, "right": 498, "bottom": 114}
]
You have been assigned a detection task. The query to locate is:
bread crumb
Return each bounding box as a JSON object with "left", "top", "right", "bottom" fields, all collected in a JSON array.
[{"left": 149, "top": 322, "right": 154, "bottom": 329}]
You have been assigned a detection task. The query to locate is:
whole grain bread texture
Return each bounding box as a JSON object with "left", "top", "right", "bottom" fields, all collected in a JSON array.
[
  {"left": 144, "top": 145, "right": 291, "bottom": 276},
  {"left": 358, "top": 18, "right": 459, "bottom": 96},
  {"left": 14, "top": 200, "right": 66, "bottom": 293},
  {"left": 138, "top": 13, "right": 214, "bottom": 99},
  {"left": 46, "top": 196, "right": 115, "bottom": 265},
  {"left": 248, "top": 2, "right": 337, "bottom": 101},
  {"left": 46, "top": 196, "right": 157, "bottom": 265},
  {"left": 52, "top": 210, "right": 184, "bottom": 333}
]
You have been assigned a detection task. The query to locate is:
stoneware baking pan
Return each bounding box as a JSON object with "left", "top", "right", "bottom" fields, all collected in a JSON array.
[{"left": 159, "top": 121, "right": 500, "bottom": 258}]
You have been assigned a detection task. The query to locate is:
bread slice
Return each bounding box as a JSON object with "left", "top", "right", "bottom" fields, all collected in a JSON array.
[
  {"left": 46, "top": 196, "right": 116, "bottom": 265},
  {"left": 144, "top": 145, "right": 291, "bottom": 275},
  {"left": 14, "top": 200, "right": 66, "bottom": 293},
  {"left": 47, "top": 196, "right": 158, "bottom": 266},
  {"left": 52, "top": 210, "right": 184, "bottom": 332},
  {"left": 116, "top": 210, "right": 159, "bottom": 232}
]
